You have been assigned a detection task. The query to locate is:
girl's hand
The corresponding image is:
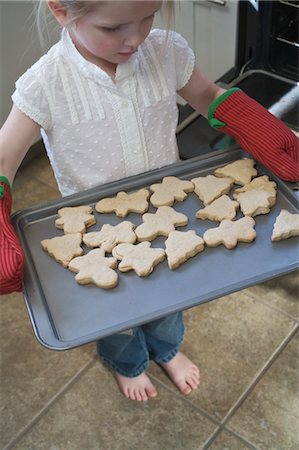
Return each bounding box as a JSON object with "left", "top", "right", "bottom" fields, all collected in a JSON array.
[
  {"left": 0, "top": 177, "right": 24, "bottom": 294},
  {"left": 208, "top": 88, "right": 299, "bottom": 182}
]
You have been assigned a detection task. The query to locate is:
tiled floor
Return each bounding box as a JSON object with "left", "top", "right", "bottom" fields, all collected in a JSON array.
[{"left": 1, "top": 152, "right": 298, "bottom": 450}]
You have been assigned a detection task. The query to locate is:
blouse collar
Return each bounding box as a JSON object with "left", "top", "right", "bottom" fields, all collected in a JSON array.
[{"left": 60, "top": 28, "right": 138, "bottom": 88}]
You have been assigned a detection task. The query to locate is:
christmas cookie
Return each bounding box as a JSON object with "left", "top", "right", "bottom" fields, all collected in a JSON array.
[
  {"left": 165, "top": 230, "right": 205, "bottom": 269},
  {"left": 95, "top": 189, "right": 150, "bottom": 217},
  {"left": 83, "top": 221, "right": 136, "bottom": 252},
  {"left": 41, "top": 233, "right": 83, "bottom": 267},
  {"left": 196, "top": 195, "right": 239, "bottom": 221},
  {"left": 191, "top": 174, "right": 234, "bottom": 205},
  {"left": 68, "top": 248, "right": 118, "bottom": 289},
  {"left": 214, "top": 159, "right": 257, "bottom": 186},
  {"left": 135, "top": 206, "right": 188, "bottom": 241},
  {"left": 150, "top": 176, "right": 194, "bottom": 207},
  {"left": 55, "top": 206, "right": 96, "bottom": 234},
  {"left": 112, "top": 241, "right": 165, "bottom": 277},
  {"left": 203, "top": 217, "right": 256, "bottom": 249},
  {"left": 271, "top": 209, "right": 299, "bottom": 241},
  {"left": 234, "top": 189, "right": 276, "bottom": 217}
]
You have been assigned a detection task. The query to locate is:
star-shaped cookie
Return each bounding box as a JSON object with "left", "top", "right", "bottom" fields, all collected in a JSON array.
[
  {"left": 41, "top": 233, "right": 83, "bottom": 267},
  {"left": 135, "top": 206, "right": 188, "bottom": 241},
  {"left": 55, "top": 206, "right": 96, "bottom": 234},
  {"left": 112, "top": 242, "right": 165, "bottom": 276},
  {"left": 271, "top": 209, "right": 299, "bottom": 241},
  {"left": 68, "top": 248, "right": 118, "bottom": 288},
  {"left": 95, "top": 189, "right": 150, "bottom": 217},
  {"left": 83, "top": 221, "right": 136, "bottom": 252},
  {"left": 150, "top": 176, "right": 194, "bottom": 207},
  {"left": 203, "top": 217, "right": 256, "bottom": 249}
]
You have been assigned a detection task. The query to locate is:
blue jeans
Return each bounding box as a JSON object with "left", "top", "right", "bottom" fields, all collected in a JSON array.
[{"left": 96, "top": 312, "right": 184, "bottom": 377}]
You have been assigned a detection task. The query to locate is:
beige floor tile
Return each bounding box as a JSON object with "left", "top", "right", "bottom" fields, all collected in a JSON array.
[
  {"left": 227, "top": 331, "right": 299, "bottom": 450},
  {"left": 0, "top": 292, "right": 95, "bottom": 448},
  {"left": 13, "top": 362, "right": 216, "bottom": 450},
  {"left": 208, "top": 429, "right": 254, "bottom": 449},
  {"left": 20, "top": 154, "right": 59, "bottom": 191},
  {"left": 245, "top": 271, "right": 299, "bottom": 320},
  {"left": 12, "top": 169, "right": 60, "bottom": 213},
  {"left": 149, "top": 292, "right": 296, "bottom": 420}
]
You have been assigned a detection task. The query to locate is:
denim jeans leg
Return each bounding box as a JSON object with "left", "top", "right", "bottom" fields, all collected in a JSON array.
[
  {"left": 142, "top": 311, "right": 184, "bottom": 364},
  {"left": 96, "top": 327, "right": 150, "bottom": 378}
]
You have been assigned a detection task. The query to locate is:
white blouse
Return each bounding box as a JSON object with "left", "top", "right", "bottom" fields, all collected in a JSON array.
[{"left": 12, "top": 29, "right": 195, "bottom": 196}]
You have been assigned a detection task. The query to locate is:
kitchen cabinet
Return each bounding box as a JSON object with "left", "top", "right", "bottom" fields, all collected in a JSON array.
[{"left": 155, "top": 0, "right": 239, "bottom": 82}]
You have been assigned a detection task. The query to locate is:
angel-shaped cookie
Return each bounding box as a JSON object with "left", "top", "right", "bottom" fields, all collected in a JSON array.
[
  {"left": 83, "top": 221, "right": 136, "bottom": 252},
  {"left": 196, "top": 195, "right": 239, "bottom": 221},
  {"left": 41, "top": 233, "right": 83, "bottom": 267},
  {"left": 68, "top": 248, "right": 118, "bottom": 288},
  {"left": 112, "top": 242, "right": 165, "bottom": 276},
  {"left": 150, "top": 176, "right": 194, "bottom": 207},
  {"left": 165, "top": 230, "right": 205, "bottom": 269},
  {"left": 191, "top": 175, "right": 234, "bottom": 205},
  {"left": 95, "top": 189, "right": 150, "bottom": 217},
  {"left": 271, "top": 209, "right": 299, "bottom": 241},
  {"left": 135, "top": 206, "right": 188, "bottom": 241},
  {"left": 214, "top": 159, "right": 257, "bottom": 186},
  {"left": 203, "top": 217, "right": 256, "bottom": 249},
  {"left": 55, "top": 206, "right": 96, "bottom": 234}
]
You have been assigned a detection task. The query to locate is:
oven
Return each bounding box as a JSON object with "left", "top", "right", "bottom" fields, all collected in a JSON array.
[{"left": 176, "top": 0, "right": 299, "bottom": 160}]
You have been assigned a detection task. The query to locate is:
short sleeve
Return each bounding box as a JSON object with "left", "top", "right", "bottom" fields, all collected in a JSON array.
[
  {"left": 170, "top": 31, "right": 195, "bottom": 91},
  {"left": 12, "top": 68, "right": 52, "bottom": 130}
]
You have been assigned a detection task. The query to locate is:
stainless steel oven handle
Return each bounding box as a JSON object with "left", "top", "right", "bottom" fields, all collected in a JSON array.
[{"left": 194, "top": 0, "right": 226, "bottom": 6}]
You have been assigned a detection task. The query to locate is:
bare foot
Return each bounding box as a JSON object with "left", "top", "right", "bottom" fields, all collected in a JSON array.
[
  {"left": 115, "top": 371, "right": 158, "bottom": 401},
  {"left": 160, "top": 352, "right": 200, "bottom": 395}
]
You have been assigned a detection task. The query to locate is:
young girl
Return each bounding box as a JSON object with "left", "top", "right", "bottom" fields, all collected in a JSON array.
[{"left": 0, "top": 0, "right": 298, "bottom": 402}]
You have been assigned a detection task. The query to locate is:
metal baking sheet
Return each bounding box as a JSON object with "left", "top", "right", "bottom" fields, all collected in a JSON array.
[{"left": 12, "top": 148, "right": 299, "bottom": 350}]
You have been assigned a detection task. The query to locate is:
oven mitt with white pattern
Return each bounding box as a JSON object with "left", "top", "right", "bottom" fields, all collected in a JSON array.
[
  {"left": 208, "top": 88, "right": 299, "bottom": 182},
  {"left": 0, "top": 176, "right": 24, "bottom": 294}
]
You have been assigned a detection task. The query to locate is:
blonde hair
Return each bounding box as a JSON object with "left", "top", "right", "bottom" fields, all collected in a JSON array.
[{"left": 36, "top": 0, "right": 175, "bottom": 47}]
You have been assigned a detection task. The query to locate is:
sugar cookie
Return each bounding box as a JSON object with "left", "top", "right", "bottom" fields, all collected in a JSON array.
[
  {"left": 135, "top": 206, "right": 188, "bottom": 241},
  {"left": 41, "top": 233, "right": 83, "bottom": 267},
  {"left": 271, "top": 209, "right": 299, "bottom": 241},
  {"left": 112, "top": 242, "right": 165, "bottom": 277},
  {"left": 150, "top": 176, "right": 194, "bottom": 207},
  {"left": 83, "top": 221, "right": 136, "bottom": 252},
  {"left": 203, "top": 217, "right": 256, "bottom": 249},
  {"left": 68, "top": 248, "right": 118, "bottom": 289},
  {"left": 233, "top": 176, "right": 277, "bottom": 202},
  {"left": 196, "top": 195, "right": 239, "bottom": 221},
  {"left": 214, "top": 159, "right": 257, "bottom": 186},
  {"left": 95, "top": 189, "right": 150, "bottom": 217},
  {"left": 165, "top": 230, "right": 205, "bottom": 269},
  {"left": 234, "top": 189, "right": 276, "bottom": 217},
  {"left": 55, "top": 206, "right": 96, "bottom": 234},
  {"left": 191, "top": 175, "right": 234, "bottom": 205}
]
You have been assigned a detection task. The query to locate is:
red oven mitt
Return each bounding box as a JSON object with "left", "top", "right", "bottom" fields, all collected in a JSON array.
[
  {"left": 0, "top": 176, "right": 24, "bottom": 294},
  {"left": 208, "top": 88, "right": 299, "bottom": 182}
]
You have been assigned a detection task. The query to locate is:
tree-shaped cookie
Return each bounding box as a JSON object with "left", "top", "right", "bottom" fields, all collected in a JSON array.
[
  {"left": 234, "top": 189, "right": 276, "bottom": 217},
  {"left": 203, "top": 217, "right": 256, "bottom": 249},
  {"left": 135, "top": 206, "right": 188, "bottom": 241},
  {"left": 191, "top": 175, "right": 234, "bottom": 205},
  {"left": 150, "top": 176, "right": 194, "bottom": 207},
  {"left": 83, "top": 221, "right": 136, "bottom": 252},
  {"left": 95, "top": 189, "right": 150, "bottom": 217},
  {"left": 112, "top": 242, "right": 165, "bottom": 276},
  {"left": 55, "top": 206, "right": 96, "bottom": 234},
  {"left": 271, "top": 209, "right": 299, "bottom": 241},
  {"left": 68, "top": 248, "right": 118, "bottom": 288},
  {"left": 196, "top": 195, "right": 239, "bottom": 221},
  {"left": 41, "top": 233, "right": 83, "bottom": 267},
  {"left": 165, "top": 230, "right": 205, "bottom": 269},
  {"left": 214, "top": 159, "right": 257, "bottom": 186},
  {"left": 233, "top": 175, "right": 277, "bottom": 200}
]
